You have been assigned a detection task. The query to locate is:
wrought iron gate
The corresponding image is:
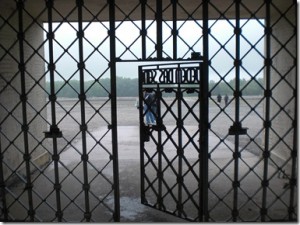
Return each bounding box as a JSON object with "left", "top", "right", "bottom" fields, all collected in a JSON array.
[
  {"left": 139, "top": 61, "right": 209, "bottom": 221},
  {"left": 0, "top": 0, "right": 120, "bottom": 222},
  {"left": 0, "top": 0, "right": 297, "bottom": 222},
  {"left": 139, "top": 60, "right": 297, "bottom": 222}
]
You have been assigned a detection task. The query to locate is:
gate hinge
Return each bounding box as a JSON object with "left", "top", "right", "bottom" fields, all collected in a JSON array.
[
  {"left": 228, "top": 122, "right": 248, "bottom": 135},
  {"left": 44, "top": 125, "right": 63, "bottom": 138}
]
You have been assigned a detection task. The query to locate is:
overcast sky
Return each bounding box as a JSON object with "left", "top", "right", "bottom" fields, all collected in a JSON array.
[{"left": 44, "top": 19, "right": 265, "bottom": 82}]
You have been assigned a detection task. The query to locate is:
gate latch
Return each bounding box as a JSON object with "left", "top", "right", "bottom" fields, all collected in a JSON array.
[
  {"left": 44, "top": 125, "right": 63, "bottom": 138},
  {"left": 228, "top": 122, "right": 248, "bottom": 135}
]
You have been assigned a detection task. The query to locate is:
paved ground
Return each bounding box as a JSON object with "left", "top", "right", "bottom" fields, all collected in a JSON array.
[
  {"left": 46, "top": 125, "right": 289, "bottom": 222},
  {"left": 4, "top": 97, "right": 294, "bottom": 222}
]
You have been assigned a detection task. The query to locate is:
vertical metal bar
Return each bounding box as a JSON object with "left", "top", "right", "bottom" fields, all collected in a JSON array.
[
  {"left": 288, "top": 1, "right": 297, "bottom": 220},
  {"left": 140, "top": 0, "right": 146, "bottom": 60},
  {"left": 172, "top": 0, "right": 177, "bottom": 59},
  {"left": 46, "top": 0, "right": 62, "bottom": 221},
  {"left": 156, "top": 0, "right": 163, "bottom": 59},
  {"left": 17, "top": 0, "right": 35, "bottom": 221},
  {"left": 289, "top": 96, "right": 297, "bottom": 219},
  {"left": 201, "top": 0, "right": 209, "bottom": 220},
  {"left": 232, "top": 1, "right": 241, "bottom": 221},
  {"left": 261, "top": 0, "right": 271, "bottom": 221},
  {"left": 139, "top": 67, "right": 146, "bottom": 204},
  {"left": 109, "top": 0, "right": 120, "bottom": 221},
  {"left": 77, "top": 0, "right": 91, "bottom": 221},
  {"left": 199, "top": 61, "right": 209, "bottom": 222},
  {"left": 289, "top": 73, "right": 297, "bottom": 220},
  {"left": 157, "top": 84, "right": 163, "bottom": 210},
  {"left": 0, "top": 127, "right": 8, "bottom": 221},
  {"left": 177, "top": 83, "right": 183, "bottom": 217}
]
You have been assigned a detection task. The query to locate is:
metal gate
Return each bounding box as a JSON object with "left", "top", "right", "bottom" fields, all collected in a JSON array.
[
  {"left": 138, "top": 60, "right": 297, "bottom": 222},
  {"left": 0, "top": 0, "right": 297, "bottom": 222},
  {"left": 139, "top": 61, "right": 208, "bottom": 221}
]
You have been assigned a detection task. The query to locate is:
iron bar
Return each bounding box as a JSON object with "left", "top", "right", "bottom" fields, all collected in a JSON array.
[
  {"left": 261, "top": 0, "right": 271, "bottom": 221},
  {"left": 0, "top": 126, "right": 8, "bottom": 221},
  {"left": 177, "top": 84, "right": 183, "bottom": 217},
  {"left": 77, "top": 0, "right": 91, "bottom": 221},
  {"left": 46, "top": 0, "right": 63, "bottom": 221},
  {"left": 288, "top": 2, "right": 297, "bottom": 220},
  {"left": 156, "top": 0, "right": 163, "bottom": 59},
  {"left": 157, "top": 85, "right": 163, "bottom": 211},
  {"left": 199, "top": 61, "right": 209, "bottom": 222},
  {"left": 17, "top": 0, "right": 35, "bottom": 221},
  {"left": 139, "top": 66, "right": 146, "bottom": 205},
  {"left": 109, "top": 0, "right": 120, "bottom": 221},
  {"left": 172, "top": 0, "right": 177, "bottom": 59},
  {"left": 289, "top": 86, "right": 297, "bottom": 221},
  {"left": 200, "top": 0, "right": 209, "bottom": 221},
  {"left": 140, "top": 0, "right": 146, "bottom": 60},
  {"left": 232, "top": 1, "right": 241, "bottom": 221}
]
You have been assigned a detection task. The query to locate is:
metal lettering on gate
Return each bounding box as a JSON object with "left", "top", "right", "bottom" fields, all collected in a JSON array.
[{"left": 138, "top": 61, "right": 208, "bottom": 221}]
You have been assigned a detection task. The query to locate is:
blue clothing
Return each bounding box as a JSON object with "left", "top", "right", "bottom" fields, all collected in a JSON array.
[{"left": 144, "top": 104, "right": 155, "bottom": 125}]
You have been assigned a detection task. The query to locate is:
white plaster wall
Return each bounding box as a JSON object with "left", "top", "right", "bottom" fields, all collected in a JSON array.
[
  {"left": 267, "top": 9, "right": 296, "bottom": 172},
  {"left": 23, "top": 20, "right": 51, "bottom": 172},
  {"left": 0, "top": 10, "right": 50, "bottom": 180}
]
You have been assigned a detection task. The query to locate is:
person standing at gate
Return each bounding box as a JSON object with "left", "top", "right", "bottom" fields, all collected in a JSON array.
[
  {"left": 224, "top": 94, "right": 229, "bottom": 106},
  {"left": 144, "top": 90, "right": 156, "bottom": 125},
  {"left": 150, "top": 92, "right": 157, "bottom": 118},
  {"left": 217, "top": 93, "right": 222, "bottom": 104}
]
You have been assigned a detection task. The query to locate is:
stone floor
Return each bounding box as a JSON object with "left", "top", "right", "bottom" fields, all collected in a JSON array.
[{"left": 4, "top": 125, "right": 294, "bottom": 222}]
